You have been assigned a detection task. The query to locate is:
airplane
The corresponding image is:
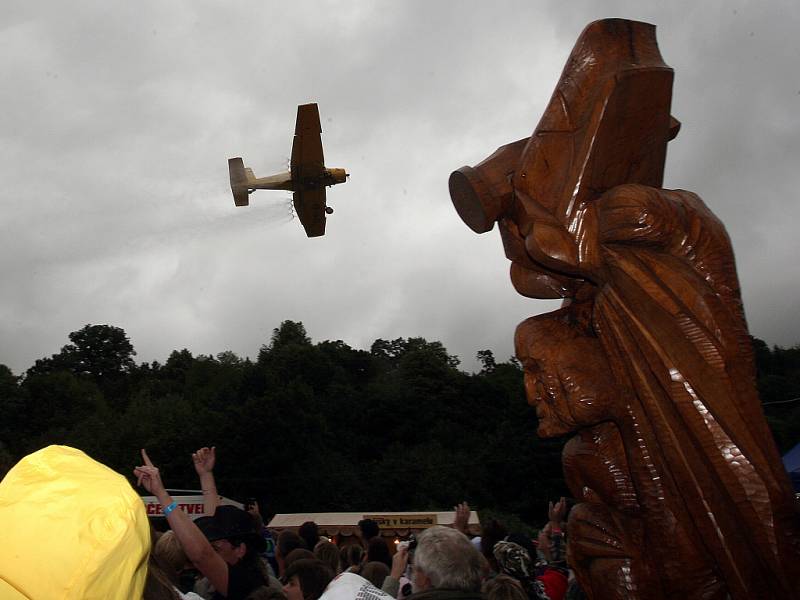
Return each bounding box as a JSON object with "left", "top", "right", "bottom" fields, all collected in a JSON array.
[{"left": 228, "top": 103, "right": 348, "bottom": 237}]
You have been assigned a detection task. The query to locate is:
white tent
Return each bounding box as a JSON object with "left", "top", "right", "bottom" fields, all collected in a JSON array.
[{"left": 267, "top": 510, "right": 480, "bottom": 540}]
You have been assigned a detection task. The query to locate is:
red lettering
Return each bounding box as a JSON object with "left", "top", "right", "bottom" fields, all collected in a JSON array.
[{"left": 145, "top": 499, "right": 206, "bottom": 517}]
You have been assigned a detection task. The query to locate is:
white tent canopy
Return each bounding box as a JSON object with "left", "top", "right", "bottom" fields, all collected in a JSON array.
[{"left": 267, "top": 511, "right": 480, "bottom": 538}]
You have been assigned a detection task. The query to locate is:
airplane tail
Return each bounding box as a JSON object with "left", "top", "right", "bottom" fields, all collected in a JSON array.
[{"left": 228, "top": 157, "right": 250, "bottom": 207}]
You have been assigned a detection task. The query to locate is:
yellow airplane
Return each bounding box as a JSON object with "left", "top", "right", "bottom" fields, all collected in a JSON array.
[{"left": 228, "top": 103, "right": 348, "bottom": 237}]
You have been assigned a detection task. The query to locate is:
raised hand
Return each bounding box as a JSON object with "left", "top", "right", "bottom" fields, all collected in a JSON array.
[
  {"left": 548, "top": 496, "right": 567, "bottom": 527},
  {"left": 453, "top": 501, "right": 471, "bottom": 534},
  {"left": 192, "top": 446, "right": 216, "bottom": 476},
  {"left": 192, "top": 446, "right": 219, "bottom": 516},
  {"left": 390, "top": 544, "right": 409, "bottom": 580},
  {"left": 134, "top": 448, "right": 167, "bottom": 500}
]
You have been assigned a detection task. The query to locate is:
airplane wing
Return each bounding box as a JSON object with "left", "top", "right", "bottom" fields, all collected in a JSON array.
[
  {"left": 290, "top": 103, "right": 325, "bottom": 181},
  {"left": 228, "top": 157, "right": 250, "bottom": 207},
  {"left": 293, "top": 187, "right": 327, "bottom": 237}
]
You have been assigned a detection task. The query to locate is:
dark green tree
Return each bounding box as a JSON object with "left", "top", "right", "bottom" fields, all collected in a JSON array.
[
  {"left": 477, "top": 349, "right": 497, "bottom": 373},
  {"left": 262, "top": 320, "right": 311, "bottom": 355},
  {"left": 0, "top": 365, "right": 27, "bottom": 458},
  {"left": 28, "top": 324, "right": 136, "bottom": 380},
  {"left": 8, "top": 323, "right": 796, "bottom": 532}
]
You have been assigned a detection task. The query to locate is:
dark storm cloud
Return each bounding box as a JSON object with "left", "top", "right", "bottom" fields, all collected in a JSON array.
[{"left": 1, "top": 1, "right": 798, "bottom": 376}]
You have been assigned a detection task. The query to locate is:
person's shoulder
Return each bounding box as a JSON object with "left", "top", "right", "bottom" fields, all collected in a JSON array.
[
  {"left": 267, "top": 573, "right": 283, "bottom": 591},
  {"left": 227, "top": 561, "right": 268, "bottom": 597},
  {"left": 320, "top": 572, "right": 395, "bottom": 600}
]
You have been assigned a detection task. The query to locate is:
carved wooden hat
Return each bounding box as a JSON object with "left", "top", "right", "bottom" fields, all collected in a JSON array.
[{"left": 450, "top": 18, "right": 680, "bottom": 235}]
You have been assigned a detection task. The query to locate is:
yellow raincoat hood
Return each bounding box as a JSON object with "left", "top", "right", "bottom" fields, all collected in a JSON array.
[{"left": 0, "top": 445, "right": 149, "bottom": 599}]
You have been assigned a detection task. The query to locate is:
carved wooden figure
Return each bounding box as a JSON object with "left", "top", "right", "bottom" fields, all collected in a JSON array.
[{"left": 450, "top": 19, "right": 800, "bottom": 600}]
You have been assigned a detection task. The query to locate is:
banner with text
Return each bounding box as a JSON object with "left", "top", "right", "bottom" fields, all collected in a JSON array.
[
  {"left": 141, "top": 494, "right": 243, "bottom": 519},
  {"left": 364, "top": 514, "right": 438, "bottom": 529}
]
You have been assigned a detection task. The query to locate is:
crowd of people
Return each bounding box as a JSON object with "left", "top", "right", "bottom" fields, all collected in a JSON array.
[{"left": 0, "top": 445, "right": 582, "bottom": 600}]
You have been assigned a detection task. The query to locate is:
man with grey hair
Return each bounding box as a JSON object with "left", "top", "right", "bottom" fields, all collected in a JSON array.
[{"left": 408, "top": 525, "right": 483, "bottom": 600}]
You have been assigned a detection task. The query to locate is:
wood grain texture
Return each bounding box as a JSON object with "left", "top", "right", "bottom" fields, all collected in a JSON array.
[{"left": 451, "top": 19, "right": 800, "bottom": 600}]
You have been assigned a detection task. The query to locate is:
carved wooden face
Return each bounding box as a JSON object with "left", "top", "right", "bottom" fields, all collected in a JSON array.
[{"left": 516, "top": 316, "right": 615, "bottom": 437}]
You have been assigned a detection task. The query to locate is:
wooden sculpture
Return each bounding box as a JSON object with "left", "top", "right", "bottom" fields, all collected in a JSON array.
[{"left": 450, "top": 19, "right": 800, "bottom": 599}]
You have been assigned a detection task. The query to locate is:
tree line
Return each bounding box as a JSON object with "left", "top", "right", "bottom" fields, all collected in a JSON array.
[{"left": 0, "top": 321, "right": 797, "bottom": 528}]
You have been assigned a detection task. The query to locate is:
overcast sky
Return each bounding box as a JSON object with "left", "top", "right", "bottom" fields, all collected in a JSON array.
[{"left": 1, "top": 0, "right": 798, "bottom": 376}]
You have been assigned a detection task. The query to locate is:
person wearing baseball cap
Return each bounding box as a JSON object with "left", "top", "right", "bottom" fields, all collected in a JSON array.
[{"left": 135, "top": 449, "right": 269, "bottom": 599}]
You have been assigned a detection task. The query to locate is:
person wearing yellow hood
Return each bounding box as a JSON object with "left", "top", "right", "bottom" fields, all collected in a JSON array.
[{"left": 0, "top": 445, "right": 150, "bottom": 599}]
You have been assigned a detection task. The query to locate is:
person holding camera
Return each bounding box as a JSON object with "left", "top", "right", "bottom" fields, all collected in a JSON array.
[{"left": 379, "top": 542, "right": 412, "bottom": 598}]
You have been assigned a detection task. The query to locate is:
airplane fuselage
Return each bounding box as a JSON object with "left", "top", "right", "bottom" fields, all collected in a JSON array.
[
  {"left": 247, "top": 168, "right": 347, "bottom": 192},
  {"left": 246, "top": 170, "right": 294, "bottom": 191}
]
